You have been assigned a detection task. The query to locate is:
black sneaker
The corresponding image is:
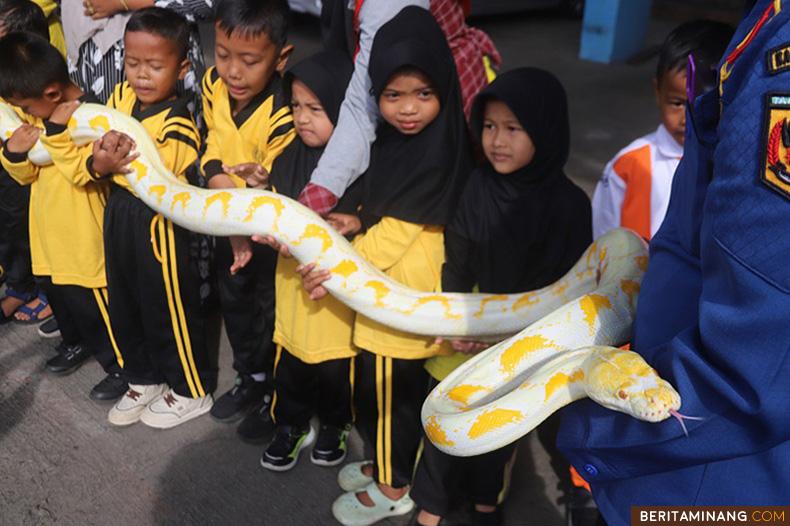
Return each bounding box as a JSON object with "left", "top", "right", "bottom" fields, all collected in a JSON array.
[
  {"left": 310, "top": 423, "right": 350, "bottom": 467},
  {"left": 90, "top": 372, "right": 129, "bottom": 401},
  {"left": 236, "top": 393, "right": 275, "bottom": 444},
  {"left": 37, "top": 317, "right": 60, "bottom": 339},
  {"left": 210, "top": 374, "right": 268, "bottom": 422},
  {"left": 46, "top": 344, "right": 90, "bottom": 375},
  {"left": 260, "top": 424, "right": 316, "bottom": 472}
]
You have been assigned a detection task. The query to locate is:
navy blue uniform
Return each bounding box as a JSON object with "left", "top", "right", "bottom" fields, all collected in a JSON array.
[{"left": 558, "top": 2, "right": 790, "bottom": 523}]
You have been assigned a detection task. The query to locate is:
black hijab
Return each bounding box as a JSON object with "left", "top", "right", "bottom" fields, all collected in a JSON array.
[
  {"left": 443, "top": 68, "right": 592, "bottom": 294},
  {"left": 363, "top": 6, "right": 472, "bottom": 226},
  {"left": 270, "top": 50, "right": 356, "bottom": 210}
]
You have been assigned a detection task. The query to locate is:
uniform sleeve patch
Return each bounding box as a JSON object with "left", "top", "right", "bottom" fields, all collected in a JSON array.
[
  {"left": 766, "top": 43, "right": 790, "bottom": 75},
  {"left": 762, "top": 94, "right": 790, "bottom": 200}
]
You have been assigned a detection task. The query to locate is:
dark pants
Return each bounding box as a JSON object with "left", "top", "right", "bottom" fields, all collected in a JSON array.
[
  {"left": 215, "top": 237, "right": 276, "bottom": 376},
  {"left": 355, "top": 351, "right": 431, "bottom": 489},
  {"left": 0, "top": 173, "right": 34, "bottom": 295},
  {"left": 37, "top": 277, "right": 121, "bottom": 374},
  {"left": 412, "top": 430, "right": 517, "bottom": 515},
  {"left": 104, "top": 188, "right": 215, "bottom": 398},
  {"left": 272, "top": 347, "right": 353, "bottom": 428}
]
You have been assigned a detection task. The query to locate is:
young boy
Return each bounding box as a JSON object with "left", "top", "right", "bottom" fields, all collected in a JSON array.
[
  {"left": 258, "top": 50, "right": 356, "bottom": 473},
  {"left": 201, "top": 0, "right": 295, "bottom": 439},
  {"left": 0, "top": 0, "right": 52, "bottom": 326},
  {"left": 87, "top": 8, "right": 215, "bottom": 429},
  {"left": 591, "top": 20, "right": 732, "bottom": 241},
  {"left": 0, "top": 32, "right": 125, "bottom": 399}
]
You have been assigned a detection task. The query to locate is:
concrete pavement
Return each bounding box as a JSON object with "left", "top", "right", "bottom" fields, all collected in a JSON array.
[{"left": 1, "top": 6, "right": 739, "bottom": 525}]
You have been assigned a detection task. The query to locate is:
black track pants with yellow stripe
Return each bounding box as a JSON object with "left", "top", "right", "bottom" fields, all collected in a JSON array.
[
  {"left": 271, "top": 346, "right": 353, "bottom": 429},
  {"left": 355, "top": 351, "right": 431, "bottom": 489},
  {"left": 38, "top": 277, "right": 123, "bottom": 374},
  {"left": 104, "top": 188, "right": 215, "bottom": 398}
]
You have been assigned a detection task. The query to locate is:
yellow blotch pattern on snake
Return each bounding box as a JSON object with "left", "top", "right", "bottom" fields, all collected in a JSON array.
[{"left": 0, "top": 102, "right": 683, "bottom": 457}]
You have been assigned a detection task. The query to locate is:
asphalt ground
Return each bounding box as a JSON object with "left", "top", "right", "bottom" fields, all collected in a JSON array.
[{"left": 0, "top": 5, "right": 741, "bottom": 525}]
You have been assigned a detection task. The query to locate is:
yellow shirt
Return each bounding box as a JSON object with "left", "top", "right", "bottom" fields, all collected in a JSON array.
[
  {"left": 0, "top": 107, "right": 108, "bottom": 288},
  {"left": 106, "top": 81, "right": 200, "bottom": 194},
  {"left": 352, "top": 217, "right": 452, "bottom": 360},
  {"left": 31, "top": 0, "right": 66, "bottom": 57},
  {"left": 201, "top": 67, "right": 295, "bottom": 187},
  {"left": 273, "top": 255, "right": 357, "bottom": 364}
]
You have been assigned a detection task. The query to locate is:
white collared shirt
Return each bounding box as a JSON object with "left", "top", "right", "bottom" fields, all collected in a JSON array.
[{"left": 592, "top": 124, "right": 683, "bottom": 240}]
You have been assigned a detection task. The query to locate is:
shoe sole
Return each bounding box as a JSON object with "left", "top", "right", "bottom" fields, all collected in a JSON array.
[
  {"left": 139, "top": 403, "right": 213, "bottom": 429},
  {"left": 210, "top": 408, "right": 250, "bottom": 424},
  {"left": 46, "top": 361, "right": 88, "bottom": 376},
  {"left": 310, "top": 448, "right": 348, "bottom": 467},
  {"left": 37, "top": 327, "right": 61, "bottom": 339},
  {"left": 331, "top": 493, "right": 415, "bottom": 526},
  {"left": 237, "top": 430, "right": 274, "bottom": 445},
  {"left": 108, "top": 410, "right": 145, "bottom": 427},
  {"left": 260, "top": 427, "right": 316, "bottom": 472},
  {"left": 90, "top": 389, "right": 127, "bottom": 402}
]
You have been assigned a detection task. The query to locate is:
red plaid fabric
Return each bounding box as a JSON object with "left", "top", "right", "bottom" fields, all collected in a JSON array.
[
  {"left": 298, "top": 182, "right": 339, "bottom": 215},
  {"left": 431, "top": 0, "right": 502, "bottom": 121}
]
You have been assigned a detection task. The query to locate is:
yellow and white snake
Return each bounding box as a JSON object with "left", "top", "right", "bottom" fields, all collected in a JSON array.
[{"left": 1, "top": 102, "right": 688, "bottom": 456}]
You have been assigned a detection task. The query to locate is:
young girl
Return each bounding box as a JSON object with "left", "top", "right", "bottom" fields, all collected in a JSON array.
[
  {"left": 410, "top": 68, "right": 592, "bottom": 526},
  {"left": 298, "top": 7, "right": 471, "bottom": 525},
  {"left": 255, "top": 50, "right": 359, "bottom": 472}
]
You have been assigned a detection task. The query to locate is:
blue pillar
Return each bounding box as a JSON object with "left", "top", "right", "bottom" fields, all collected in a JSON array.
[{"left": 579, "top": 0, "right": 654, "bottom": 63}]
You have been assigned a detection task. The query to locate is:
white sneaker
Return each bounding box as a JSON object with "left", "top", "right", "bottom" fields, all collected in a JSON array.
[
  {"left": 108, "top": 383, "right": 168, "bottom": 426},
  {"left": 331, "top": 482, "right": 414, "bottom": 526},
  {"left": 139, "top": 389, "right": 213, "bottom": 429},
  {"left": 337, "top": 460, "right": 374, "bottom": 491}
]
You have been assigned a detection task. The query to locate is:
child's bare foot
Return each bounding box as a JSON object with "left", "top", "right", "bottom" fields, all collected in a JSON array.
[{"left": 1, "top": 295, "right": 25, "bottom": 318}]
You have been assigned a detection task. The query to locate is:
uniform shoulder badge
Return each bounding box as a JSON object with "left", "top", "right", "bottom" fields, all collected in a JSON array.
[
  {"left": 763, "top": 94, "right": 790, "bottom": 199},
  {"left": 766, "top": 43, "right": 790, "bottom": 75}
]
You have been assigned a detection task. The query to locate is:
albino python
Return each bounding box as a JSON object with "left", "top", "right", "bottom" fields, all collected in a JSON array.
[{"left": 0, "top": 102, "right": 687, "bottom": 455}]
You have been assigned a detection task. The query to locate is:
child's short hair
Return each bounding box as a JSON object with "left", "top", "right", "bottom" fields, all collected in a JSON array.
[
  {"left": 0, "top": 31, "right": 69, "bottom": 99},
  {"left": 656, "top": 20, "right": 733, "bottom": 92},
  {"left": 125, "top": 7, "right": 190, "bottom": 60},
  {"left": 0, "top": 0, "right": 48, "bottom": 39},
  {"left": 215, "top": 0, "right": 289, "bottom": 48}
]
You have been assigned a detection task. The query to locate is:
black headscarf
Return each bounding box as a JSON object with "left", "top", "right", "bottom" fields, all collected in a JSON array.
[
  {"left": 362, "top": 6, "right": 472, "bottom": 226},
  {"left": 270, "top": 50, "right": 357, "bottom": 210},
  {"left": 442, "top": 68, "right": 592, "bottom": 294}
]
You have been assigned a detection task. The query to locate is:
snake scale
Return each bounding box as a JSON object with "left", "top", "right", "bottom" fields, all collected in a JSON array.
[{"left": 0, "top": 102, "right": 685, "bottom": 455}]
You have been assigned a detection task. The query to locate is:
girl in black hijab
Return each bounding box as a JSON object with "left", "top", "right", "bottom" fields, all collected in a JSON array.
[
  {"left": 410, "top": 68, "right": 592, "bottom": 526},
  {"left": 297, "top": 7, "right": 472, "bottom": 524},
  {"left": 257, "top": 50, "right": 362, "bottom": 473}
]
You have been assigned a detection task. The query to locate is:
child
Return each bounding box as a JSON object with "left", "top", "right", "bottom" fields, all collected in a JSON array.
[
  {"left": 298, "top": 7, "right": 471, "bottom": 525},
  {"left": 0, "top": 32, "right": 124, "bottom": 399},
  {"left": 0, "top": 0, "right": 52, "bottom": 325},
  {"left": 201, "top": 0, "right": 296, "bottom": 438},
  {"left": 591, "top": 20, "right": 732, "bottom": 241},
  {"left": 87, "top": 8, "right": 214, "bottom": 428},
  {"left": 410, "top": 68, "right": 592, "bottom": 526},
  {"left": 257, "top": 50, "right": 357, "bottom": 471}
]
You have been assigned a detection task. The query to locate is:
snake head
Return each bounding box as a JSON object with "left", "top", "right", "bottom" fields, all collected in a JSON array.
[{"left": 584, "top": 347, "right": 681, "bottom": 422}]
